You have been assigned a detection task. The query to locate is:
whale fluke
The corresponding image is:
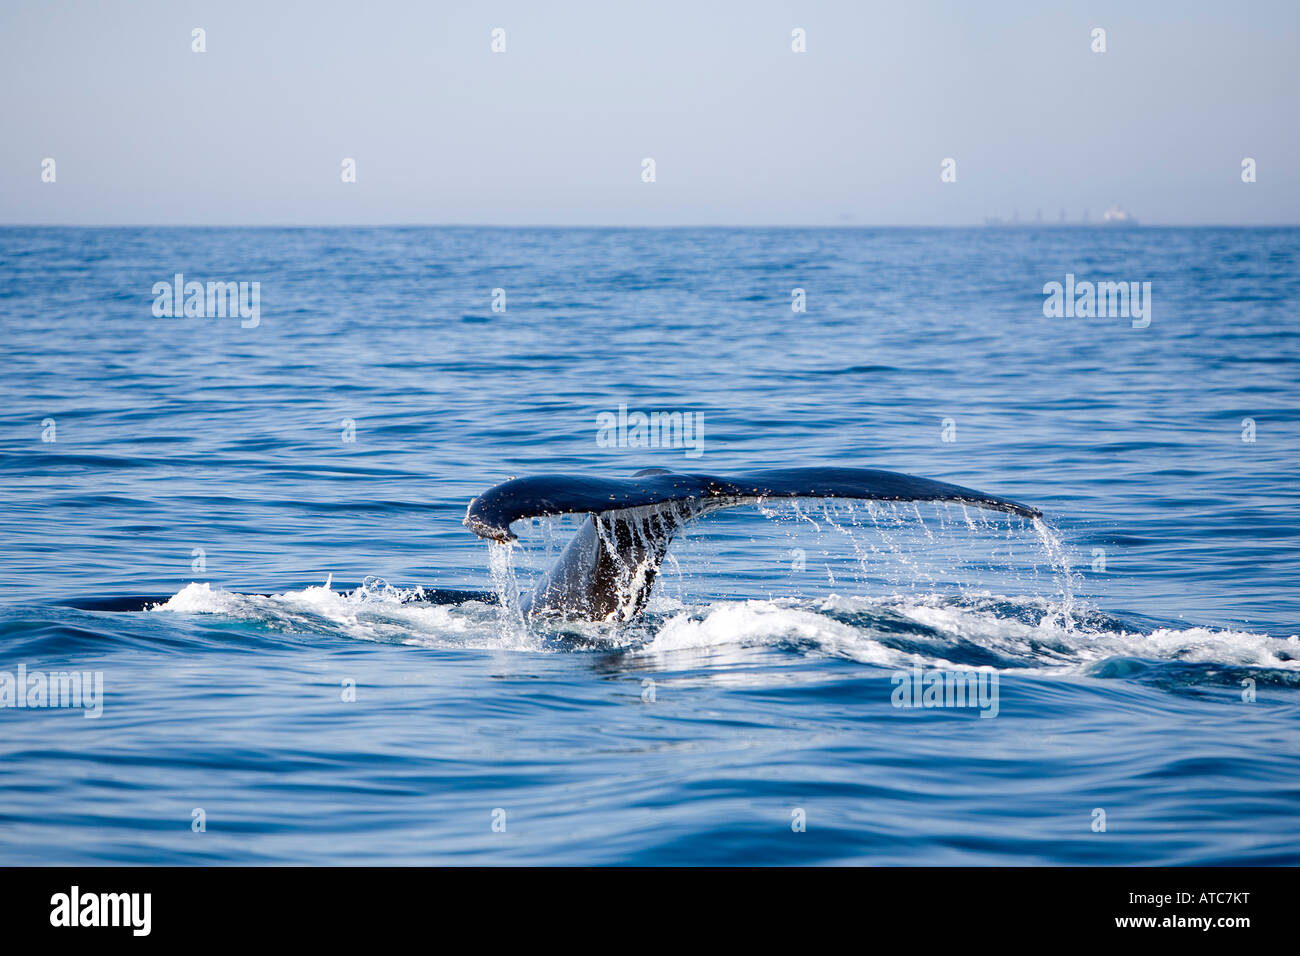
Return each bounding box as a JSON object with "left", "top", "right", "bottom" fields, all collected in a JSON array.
[
  {"left": 463, "top": 467, "right": 1042, "bottom": 622},
  {"left": 464, "top": 467, "right": 1041, "bottom": 541}
]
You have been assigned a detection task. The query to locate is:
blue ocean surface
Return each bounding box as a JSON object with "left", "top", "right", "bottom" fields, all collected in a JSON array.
[{"left": 0, "top": 225, "right": 1297, "bottom": 865}]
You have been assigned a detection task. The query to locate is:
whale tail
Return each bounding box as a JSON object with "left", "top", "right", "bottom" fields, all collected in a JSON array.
[{"left": 463, "top": 467, "right": 1042, "bottom": 622}]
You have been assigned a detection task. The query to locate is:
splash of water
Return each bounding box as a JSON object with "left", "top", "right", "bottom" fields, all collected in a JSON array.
[
  {"left": 352, "top": 575, "right": 425, "bottom": 604},
  {"left": 489, "top": 497, "right": 1081, "bottom": 636},
  {"left": 1030, "top": 517, "right": 1080, "bottom": 630},
  {"left": 487, "top": 540, "right": 528, "bottom": 637}
]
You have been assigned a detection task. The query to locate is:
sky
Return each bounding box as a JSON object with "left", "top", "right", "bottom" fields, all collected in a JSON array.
[{"left": 1, "top": 0, "right": 1296, "bottom": 226}]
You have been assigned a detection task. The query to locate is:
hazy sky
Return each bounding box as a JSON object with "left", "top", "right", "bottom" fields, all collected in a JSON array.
[{"left": 2, "top": 0, "right": 1296, "bottom": 225}]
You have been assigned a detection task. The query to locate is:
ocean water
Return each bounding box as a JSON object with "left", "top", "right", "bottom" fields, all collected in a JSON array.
[{"left": 1, "top": 225, "right": 1297, "bottom": 865}]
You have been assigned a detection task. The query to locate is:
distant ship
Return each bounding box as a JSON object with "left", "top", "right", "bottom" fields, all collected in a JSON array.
[
  {"left": 1102, "top": 205, "right": 1138, "bottom": 226},
  {"left": 984, "top": 205, "right": 1139, "bottom": 227}
]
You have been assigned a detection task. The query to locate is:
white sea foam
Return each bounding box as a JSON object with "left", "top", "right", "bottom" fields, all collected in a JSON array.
[
  {"left": 153, "top": 579, "right": 537, "bottom": 650},
  {"left": 152, "top": 581, "right": 1298, "bottom": 675},
  {"left": 639, "top": 593, "right": 1298, "bottom": 673},
  {"left": 644, "top": 599, "right": 920, "bottom": 667}
]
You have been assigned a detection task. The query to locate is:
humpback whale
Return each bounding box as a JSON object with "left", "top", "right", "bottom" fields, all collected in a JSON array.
[{"left": 463, "top": 467, "right": 1042, "bottom": 622}]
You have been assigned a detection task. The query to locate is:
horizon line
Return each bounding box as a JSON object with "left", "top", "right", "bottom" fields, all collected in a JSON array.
[{"left": 2, "top": 221, "right": 1298, "bottom": 230}]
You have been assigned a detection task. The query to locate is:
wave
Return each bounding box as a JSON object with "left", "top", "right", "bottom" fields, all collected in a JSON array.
[{"left": 149, "top": 580, "right": 1300, "bottom": 684}]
